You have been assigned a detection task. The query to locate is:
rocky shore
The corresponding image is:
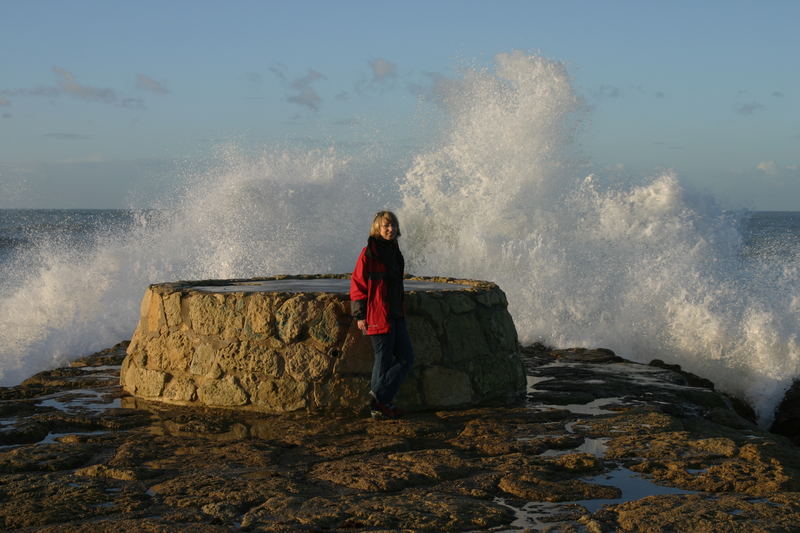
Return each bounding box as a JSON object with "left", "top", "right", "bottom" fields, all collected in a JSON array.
[{"left": 1, "top": 342, "right": 800, "bottom": 532}]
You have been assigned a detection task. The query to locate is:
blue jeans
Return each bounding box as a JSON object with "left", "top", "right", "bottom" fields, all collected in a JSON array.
[{"left": 370, "top": 317, "right": 414, "bottom": 404}]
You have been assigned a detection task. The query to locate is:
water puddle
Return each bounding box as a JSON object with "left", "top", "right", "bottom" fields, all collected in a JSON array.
[
  {"left": 542, "top": 436, "right": 609, "bottom": 457},
  {"left": 526, "top": 374, "right": 553, "bottom": 391},
  {"left": 75, "top": 365, "right": 121, "bottom": 373},
  {"left": 575, "top": 467, "right": 698, "bottom": 512},
  {"left": 533, "top": 397, "right": 627, "bottom": 416},
  {"left": 36, "top": 389, "right": 121, "bottom": 413},
  {"left": 70, "top": 365, "right": 121, "bottom": 380},
  {"left": 38, "top": 430, "right": 110, "bottom": 445},
  {"left": 493, "top": 467, "right": 698, "bottom": 529},
  {"left": 564, "top": 421, "right": 590, "bottom": 434}
]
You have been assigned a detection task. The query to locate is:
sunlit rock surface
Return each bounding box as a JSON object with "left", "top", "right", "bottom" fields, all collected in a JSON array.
[
  {"left": 120, "top": 275, "right": 526, "bottom": 413},
  {"left": 2, "top": 343, "right": 798, "bottom": 531}
]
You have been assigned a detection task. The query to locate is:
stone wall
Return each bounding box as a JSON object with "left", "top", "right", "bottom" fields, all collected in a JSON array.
[{"left": 120, "top": 275, "right": 526, "bottom": 413}]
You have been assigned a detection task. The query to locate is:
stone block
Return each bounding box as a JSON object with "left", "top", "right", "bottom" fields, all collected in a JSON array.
[
  {"left": 276, "top": 294, "right": 313, "bottom": 342},
  {"left": 127, "top": 365, "right": 167, "bottom": 399},
  {"left": 284, "top": 343, "right": 333, "bottom": 381},
  {"left": 252, "top": 378, "right": 308, "bottom": 412},
  {"left": 198, "top": 375, "right": 248, "bottom": 406},
  {"left": 309, "top": 302, "right": 348, "bottom": 348},
  {"left": 163, "top": 292, "right": 183, "bottom": 328},
  {"left": 422, "top": 366, "right": 473, "bottom": 406},
  {"left": 412, "top": 294, "right": 446, "bottom": 334},
  {"left": 443, "top": 313, "right": 490, "bottom": 362},
  {"left": 244, "top": 293, "right": 276, "bottom": 337},
  {"left": 163, "top": 332, "right": 192, "bottom": 373},
  {"left": 447, "top": 292, "right": 477, "bottom": 314},
  {"left": 190, "top": 343, "right": 215, "bottom": 376},
  {"left": 476, "top": 288, "right": 505, "bottom": 307},
  {"left": 215, "top": 342, "right": 250, "bottom": 374},
  {"left": 396, "top": 368, "right": 424, "bottom": 410},
  {"left": 335, "top": 329, "right": 374, "bottom": 375},
  {"left": 242, "top": 342, "right": 283, "bottom": 378},
  {"left": 470, "top": 353, "right": 523, "bottom": 400},
  {"left": 406, "top": 315, "right": 442, "bottom": 366},
  {"left": 146, "top": 291, "right": 166, "bottom": 333},
  {"left": 187, "top": 293, "right": 223, "bottom": 336},
  {"left": 143, "top": 333, "right": 192, "bottom": 373},
  {"left": 138, "top": 288, "right": 152, "bottom": 321},
  {"left": 479, "top": 307, "right": 519, "bottom": 352},
  {"left": 163, "top": 376, "right": 197, "bottom": 402}
]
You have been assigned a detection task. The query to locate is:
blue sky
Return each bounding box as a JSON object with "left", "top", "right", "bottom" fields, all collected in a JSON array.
[{"left": 1, "top": 0, "right": 798, "bottom": 209}]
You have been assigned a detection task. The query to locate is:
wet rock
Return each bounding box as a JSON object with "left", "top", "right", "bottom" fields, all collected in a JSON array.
[
  {"left": 771, "top": 378, "right": 800, "bottom": 445},
  {"left": 240, "top": 490, "right": 515, "bottom": 531},
  {"left": 499, "top": 473, "right": 622, "bottom": 502},
  {"left": 0, "top": 442, "right": 99, "bottom": 473},
  {"left": 649, "top": 358, "right": 715, "bottom": 390},
  {"left": 596, "top": 492, "right": 800, "bottom": 533},
  {"left": 550, "top": 347, "right": 623, "bottom": 364},
  {"left": 0, "top": 342, "right": 797, "bottom": 531},
  {"left": 0, "top": 420, "right": 49, "bottom": 445}
]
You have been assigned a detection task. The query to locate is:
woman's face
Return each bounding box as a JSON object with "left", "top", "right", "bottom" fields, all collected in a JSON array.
[{"left": 379, "top": 218, "right": 397, "bottom": 240}]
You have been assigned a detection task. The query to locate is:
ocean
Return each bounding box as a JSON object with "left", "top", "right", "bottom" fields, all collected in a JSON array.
[{"left": 0, "top": 54, "right": 798, "bottom": 426}]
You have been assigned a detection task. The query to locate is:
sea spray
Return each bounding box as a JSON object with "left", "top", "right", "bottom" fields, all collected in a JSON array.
[
  {"left": 399, "top": 51, "right": 800, "bottom": 424},
  {"left": 0, "top": 146, "right": 376, "bottom": 387},
  {"left": 0, "top": 51, "right": 798, "bottom": 426}
]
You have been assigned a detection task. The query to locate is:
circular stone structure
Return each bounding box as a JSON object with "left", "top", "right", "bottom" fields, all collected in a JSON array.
[{"left": 120, "top": 274, "right": 526, "bottom": 413}]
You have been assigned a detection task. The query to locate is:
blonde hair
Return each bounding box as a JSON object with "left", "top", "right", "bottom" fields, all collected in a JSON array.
[{"left": 369, "top": 210, "right": 401, "bottom": 238}]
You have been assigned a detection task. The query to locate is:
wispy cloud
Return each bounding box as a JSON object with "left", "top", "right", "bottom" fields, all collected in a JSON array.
[
  {"left": 756, "top": 161, "right": 799, "bottom": 183},
  {"left": 736, "top": 101, "right": 764, "bottom": 115},
  {"left": 594, "top": 85, "right": 623, "bottom": 99},
  {"left": 0, "top": 98, "right": 9, "bottom": 106},
  {"left": 757, "top": 161, "right": 778, "bottom": 175},
  {"left": 772, "top": 91, "right": 785, "bottom": 98},
  {"left": 0, "top": 86, "right": 59, "bottom": 98},
  {"left": 369, "top": 58, "right": 397, "bottom": 82},
  {"left": 1, "top": 67, "right": 145, "bottom": 109},
  {"left": 268, "top": 65, "right": 288, "bottom": 82},
  {"left": 53, "top": 66, "right": 118, "bottom": 104},
  {"left": 136, "top": 74, "right": 169, "bottom": 94},
  {"left": 271, "top": 65, "right": 326, "bottom": 111},
  {"left": 353, "top": 58, "right": 399, "bottom": 96},
  {"left": 2, "top": 112, "right": 11, "bottom": 119}
]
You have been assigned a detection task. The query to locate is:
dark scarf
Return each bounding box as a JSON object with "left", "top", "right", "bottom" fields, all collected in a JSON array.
[
  {"left": 368, "top": 236, "right": 405, "bottom": 317},
  {"left": 369, "top": 236, "right": 404, "bottom": 280}
]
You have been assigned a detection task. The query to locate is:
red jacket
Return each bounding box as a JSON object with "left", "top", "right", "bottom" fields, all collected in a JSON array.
[{"left": 350, "top": 238, "right": 404, "bottom": 335}]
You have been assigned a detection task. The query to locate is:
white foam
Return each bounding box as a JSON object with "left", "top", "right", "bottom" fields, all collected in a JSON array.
[{"left": 398, "top": 51, "right": 800, "bottom": 425}]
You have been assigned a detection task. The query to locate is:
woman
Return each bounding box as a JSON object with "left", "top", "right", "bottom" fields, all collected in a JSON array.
[{"left": 350, "top": 211, "right": 415, "bottom": 419}]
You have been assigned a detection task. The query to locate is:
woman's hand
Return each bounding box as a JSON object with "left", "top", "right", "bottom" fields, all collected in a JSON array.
[{"left": 357, "top": 319, "right": 368, "bottom": 335}]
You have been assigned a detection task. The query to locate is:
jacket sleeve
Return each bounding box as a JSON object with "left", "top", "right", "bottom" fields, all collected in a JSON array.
[{"left": 350, "top": 248, "right": 368, "bottom": 320}]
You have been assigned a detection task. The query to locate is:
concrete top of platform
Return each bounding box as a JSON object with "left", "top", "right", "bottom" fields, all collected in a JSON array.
[{"left": 193, "top": 278, "right": 465, "bottom": 293}]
